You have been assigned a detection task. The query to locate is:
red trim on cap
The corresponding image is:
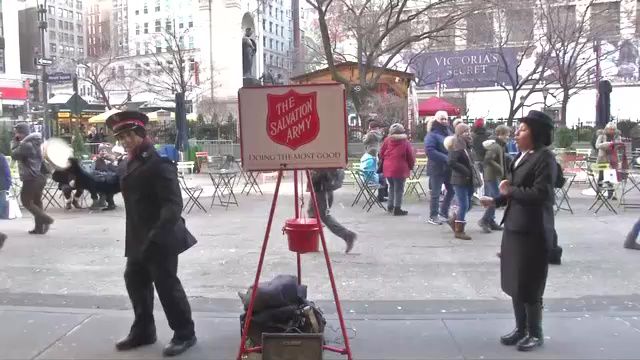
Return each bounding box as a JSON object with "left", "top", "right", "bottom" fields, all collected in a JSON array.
[{"left": 113, "top": 120, "right": 145, "bottom": 130}]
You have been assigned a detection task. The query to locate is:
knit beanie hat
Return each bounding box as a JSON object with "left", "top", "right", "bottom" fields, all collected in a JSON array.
[
  {"left": 389, "top": 123, "right": 405, "bottom": 135},
  {"left": 14, "top": 122, "right": 31, "bottom": 135}
]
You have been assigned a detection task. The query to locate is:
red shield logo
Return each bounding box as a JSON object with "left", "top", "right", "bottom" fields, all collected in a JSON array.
[{"left": 266, "top": 90, "right": 320, "bottom": 150}]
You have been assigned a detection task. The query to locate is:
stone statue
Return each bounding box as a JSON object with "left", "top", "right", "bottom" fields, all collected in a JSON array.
[{"left": 242, "top": 27, "right": 257, "bottom": 78}]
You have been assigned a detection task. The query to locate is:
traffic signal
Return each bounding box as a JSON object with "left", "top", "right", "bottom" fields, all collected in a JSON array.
[{"left": 29, "top": 80, "right": 40, "bottom": 102}]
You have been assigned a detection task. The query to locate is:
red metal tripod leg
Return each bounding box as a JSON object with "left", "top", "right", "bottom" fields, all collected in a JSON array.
[
  {"left": 305, "top": 170, "right": 353, "bottom": 359},
  {"left": 293, "top": 170, "right": 302, "bottom": 284},
  {"left": 236, "top": 170, "right": 284, "bottom": 360}
]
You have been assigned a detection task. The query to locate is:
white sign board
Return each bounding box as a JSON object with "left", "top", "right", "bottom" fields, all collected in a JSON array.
[{"left": 239, "top": 84, "right": 348, "bottom": 171}]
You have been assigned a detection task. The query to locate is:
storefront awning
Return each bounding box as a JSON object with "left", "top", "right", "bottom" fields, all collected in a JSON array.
[{"left": 0, "top": 87, "right": 27, "bottom": 100}]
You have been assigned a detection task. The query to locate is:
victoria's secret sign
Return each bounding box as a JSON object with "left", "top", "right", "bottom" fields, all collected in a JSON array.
[{"left": 411, "top": 48, "right": 519, "bottom": 89}]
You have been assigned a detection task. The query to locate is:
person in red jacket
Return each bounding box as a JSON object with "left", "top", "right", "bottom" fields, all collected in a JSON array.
[{"left": 379, "top": 123, "right": 416, "bottom": 216}]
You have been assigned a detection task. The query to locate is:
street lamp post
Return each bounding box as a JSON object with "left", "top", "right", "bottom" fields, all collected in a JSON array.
[
  {"left": 37, "top": 1, "right": 49, "bottom": 138},
  {"left": 542, "top": 88, "right": 549, "bottom": 112},
  {"left": 520, "top": 95, "right": 526, "bottom": 119}
]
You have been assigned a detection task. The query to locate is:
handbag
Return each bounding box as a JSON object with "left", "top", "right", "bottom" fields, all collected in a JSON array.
[{"left": 376, "top": 157, "right": 384, "bottom": 174}]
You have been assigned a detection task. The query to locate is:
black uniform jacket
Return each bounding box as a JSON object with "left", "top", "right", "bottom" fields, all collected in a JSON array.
[{"left": 120, "top": 144, "right": 196, "bottom": 258}]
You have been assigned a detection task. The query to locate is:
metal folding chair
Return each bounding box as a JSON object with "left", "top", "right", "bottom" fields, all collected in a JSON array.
[
  {"left": 178, "top": 175, "right": 206, "bottom": 213},
  {"left": 586, "top": 163, "right": 617, "bottom": 215},
  {"left": 618, "top": 169, "right": 640, "bottom": 209},
  {"left": 405, "top": 159, "right": 427, "bottom": 198},
  {"left": 351, "top": 169, "right": 384, "bottom": 212},
  {"left": 43, "top": 179, "right": 62, "bottom": 210},
  {"left": 555, "top": 172, "right": 576, "bottom": 215}
]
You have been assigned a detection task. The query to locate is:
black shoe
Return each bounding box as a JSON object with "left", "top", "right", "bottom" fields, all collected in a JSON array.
[
  {"left": 387, "top": 205, "right": 394, "bottom": 213},
  {"left": 162, "top": 336, "right": 197, "bottom": 357},
  {"left": 393, "top": 208, "right": 408, "bottom": 216},
  {"left": 65, "top": 202, "right": 72, "bottom": 210},
  {"left": 478, "top": 220, "right": 492, "bottom": 233},
  {"left": 489, "top": 221, "right": 503, "bottom": 231},
  {"left": 102, "top": 204, "right": 116, "bottom": 211},
  {"left": 500, "top": 328, "right": 526, "bottom": 346},
  {"left": 0, "top": 233, "right": 6, "bottom": 249},
  {"left": 41, "top": 223, "right": 51, "bottom": 235},
  {"left": 28, "top": 225, "right": 44, "bottom": 235},
  {"left": 345, "top": 234, "right": 356, "bottom": 254},
  {"left": 115, "top": 333, "right": 157, "bottom": 351},
  {"left": 517, "top": 335, "right": 543, "bottom": 351}
]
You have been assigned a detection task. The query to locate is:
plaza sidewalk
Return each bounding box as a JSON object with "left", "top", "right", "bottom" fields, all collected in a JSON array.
[{"left": 3, "top": 303, "right": 640, "bottom": 360}]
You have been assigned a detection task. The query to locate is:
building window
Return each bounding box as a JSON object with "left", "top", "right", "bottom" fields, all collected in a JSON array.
[
  {"left": 263, "top": 36, "right": 266, "bottom": 47},
  {"left": 179, "top": 21, "right": 184, "bottom": 29},
  {"left": 50, "top": 43, "right": 57, "bottom": 53},
  {"left": 263, "top": 19, "right": 265, "bottom": 30},
  {"left": 156, "top": 40, "right": 162, "bottom": 53},
  {"left": 550, "top": 5, "right": 576, "bottom": 34},
  {"left": 155, "top": 20, "right": 161, "bottom": 32},
  {"left": 59, "top": 19, "right": 64, "bottom": 28},
  {"left": 48, "top": 6, "right": 54, "bottom": 15},
  {"left": 281, "top": 42, "right": 284, "bottom": 51},
  {"left": 136, "top": 42, "right": 141, "bottom": 55},
  {"left": 144, "top": 22, "right": 148, "bottom": 34},
  {"left": 76, "top": 0, "right": 82, "bottom": 10},
  {"left": 263, "top": 53, "right": 267, "bottom": 65},
  {"left": 429, "top": 17, "right": 455, "bottom": 49},
  {"left": 188, "top": 17, "right": 193, "bottom": 28},
  {"left": 136, "top": 63, "right": 142, "bottom": 76},
  {"left": 57, "top": 8, "right": 63, "bottom": 17},
  {"left": 144, "top": 5, "right": 148, "bottom": 14},
  {"left": 506, "top": 9, "right": 533, "bottom": 43},
  {"left": 49, "top": 31, "right": 56, "bottom": 40},
  {"left": 166, "top": 19, "right": 172, "bottom": 32},
  {"left": 188, "top": 36, "right": 194, "bottom": 49},
  {"left": 136, "top": 24, "right": 140, "bottom": 35},
  {"left": 269, "top": 54, "right": 273, "bottom": 65},
  {"left": 466, "top": 12, "right": 493, "bottom": 47},
  {"left": 78, "top": 47, "right": 84, "bottom": 57},
  {"left": 135, "top": 10, "right": 139, "bottom": 15},
  {"left": 78, "top": 24, "right": 82, "bottom": 32},
  {"left": 270, "top": 38, "right": 273, "bottom": 49},
  {"left": 155, "top": 0, "right": 160, "bottom": 12},
  {"left": 117, "top": 65, "right": 125, "bottom": 79},
  {"left": 77, "top": 35, "right": 83, "bottom": 44},
  {"left": 591, "top": 1, "right": 620, "bottom": 39},
  {"left": 269, "top": 21, "right": 272, "bottom": 33},
  {"left": 77, "top": 12, "right": 82, "bottom": 21}
]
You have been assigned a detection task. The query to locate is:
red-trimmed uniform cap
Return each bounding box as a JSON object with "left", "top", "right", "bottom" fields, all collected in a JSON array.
[{"left": 105, "top": 111, "right": 149, "bottom": 136}]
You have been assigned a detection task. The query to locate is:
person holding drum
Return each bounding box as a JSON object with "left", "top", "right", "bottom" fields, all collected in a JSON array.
[
  {"left": 106, "top": 111, "right": 197, "bottom": 357},
  {"left": 11, "top": 123, "right": 54, "bottom": 235}
]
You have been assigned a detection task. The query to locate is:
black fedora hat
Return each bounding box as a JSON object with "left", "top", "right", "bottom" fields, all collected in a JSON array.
[{"left": 521, "top": 110, "right": 554, "bottom": 129}]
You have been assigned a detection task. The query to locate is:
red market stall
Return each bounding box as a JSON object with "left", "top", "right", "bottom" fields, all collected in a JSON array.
[{"left": 418, "top": 97, "right": 461, "bottom": 117}]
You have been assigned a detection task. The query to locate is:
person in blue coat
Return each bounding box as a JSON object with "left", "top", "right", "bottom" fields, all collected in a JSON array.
[
  {"left": 425, "top": 111, "right": 455, "bottom": 225},
  {"left": 0, "top": 152, "right": 9, "bottom": 248}
]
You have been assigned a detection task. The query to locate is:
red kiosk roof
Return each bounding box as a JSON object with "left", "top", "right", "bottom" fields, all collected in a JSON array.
[{"left": 418, "top": 97, "right": 460, "bottom": 117}]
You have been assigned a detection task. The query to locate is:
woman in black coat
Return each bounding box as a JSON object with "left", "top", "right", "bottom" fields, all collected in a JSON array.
[{"left": 481, "top": 110, "right": 557, "bottom": 352}]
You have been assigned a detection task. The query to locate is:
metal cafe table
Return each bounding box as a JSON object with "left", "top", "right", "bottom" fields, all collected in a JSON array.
[{"left": 208, "top": 169, "right": 239, "bottom": 210}]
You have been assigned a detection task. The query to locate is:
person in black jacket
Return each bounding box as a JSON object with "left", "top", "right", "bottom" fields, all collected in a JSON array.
[
  {"left": 481, "top": 110, "right": 556, "bottom": 352},
  {"left": 106, "top": 111, "right": 197, "bottom": 357}
]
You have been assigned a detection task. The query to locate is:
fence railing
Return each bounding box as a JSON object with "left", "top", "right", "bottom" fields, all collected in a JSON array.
[{"left": 191, "top": 140, "right": 236, "bottom": 157}]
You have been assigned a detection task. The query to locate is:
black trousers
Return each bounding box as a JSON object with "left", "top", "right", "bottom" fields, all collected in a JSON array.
[{"left": 124, "top": 254, "right": 195, "bottom": 340}]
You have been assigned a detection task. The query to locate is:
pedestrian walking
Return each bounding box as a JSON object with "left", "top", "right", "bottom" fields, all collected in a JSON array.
[
  {"left": 11, "top": 123, "right": 53, "bottom": 235},
  {"left": 480, "top": 110, "right": 557, "bottom": 352},
  {"left": 425, "top": 111, "right": 455, "bottom": 224},
  {"left": 446, "top": 123, "right": 482, "bottom": 240},
  {"left": 0, "top": 152, "right": 8, "bottom": 249},
  {"left": 478, "top": 125, "right": 510, "bottom": 233},
  {"left": 623, "top": 219, "right": 640, "bottom": 250},
  {"left": 106, "top": 111, "right": 198, "bottom": 357},
  {"left": 379, "top": 123, "right": 415, "bottom": 216},
  {"left": 308, "top": 169, "right": 356, "bottom": 253},
  {"left": 471, "top": 118, "right": 489, "bottom": 174}
]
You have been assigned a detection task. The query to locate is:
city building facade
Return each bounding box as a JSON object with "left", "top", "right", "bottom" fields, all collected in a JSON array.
[{"left": 1, "top": 0, "right": 28, "bottom": 121}]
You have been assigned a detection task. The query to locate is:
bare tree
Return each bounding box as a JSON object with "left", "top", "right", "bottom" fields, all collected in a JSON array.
[
  {"left": 305, "top": 0, "right": 484, "bottom": 127},
  {"left": 77, "top": 54, "right": 136, "bottom": 109},
  {"left": 491, "top": 1, "right": 551, "bottom": 126},
  {"left": 135, "top": 24, "right": 198, "bottom": 100},
  {"left": 538, "top": 0, "right": 624, "bottom": 127}
]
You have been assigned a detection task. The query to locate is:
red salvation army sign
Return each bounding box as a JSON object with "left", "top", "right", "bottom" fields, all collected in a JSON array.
[{"left": 239, "top": 84, "right": 348, "bottom": 171}]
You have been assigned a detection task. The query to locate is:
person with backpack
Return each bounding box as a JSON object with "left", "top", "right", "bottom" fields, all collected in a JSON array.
[
  {"left": 308, "top": 168, "right": 357, "bottom": 254},
  {"left": 379, "top": 123, "right": 415, "bottom": 216}
]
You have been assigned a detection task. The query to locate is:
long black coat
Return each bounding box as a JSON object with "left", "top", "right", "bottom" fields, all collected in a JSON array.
[
  {"left": 120, "top": 144, "right": 196, "bottom": 259},
  {"left": 495, "top": 148, "right": 556, "bottom": 303}
]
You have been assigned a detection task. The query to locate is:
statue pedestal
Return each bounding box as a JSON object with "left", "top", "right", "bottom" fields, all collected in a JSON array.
[{"left": 243, "top": 77, "right": 262, "bottom": 87}]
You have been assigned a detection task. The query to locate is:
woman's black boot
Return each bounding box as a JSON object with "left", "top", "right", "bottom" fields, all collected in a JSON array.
[
  {"left": 517, "top": 302, "right": 544, "bottom": 351},
  {"left": 501, "top": 299, "right": 527, "bottom": 345}
]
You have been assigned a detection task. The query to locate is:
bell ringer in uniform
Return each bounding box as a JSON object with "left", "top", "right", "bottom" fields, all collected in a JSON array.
[{"left": 106, "top": 111, "right": 198, "bottom": 357}]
